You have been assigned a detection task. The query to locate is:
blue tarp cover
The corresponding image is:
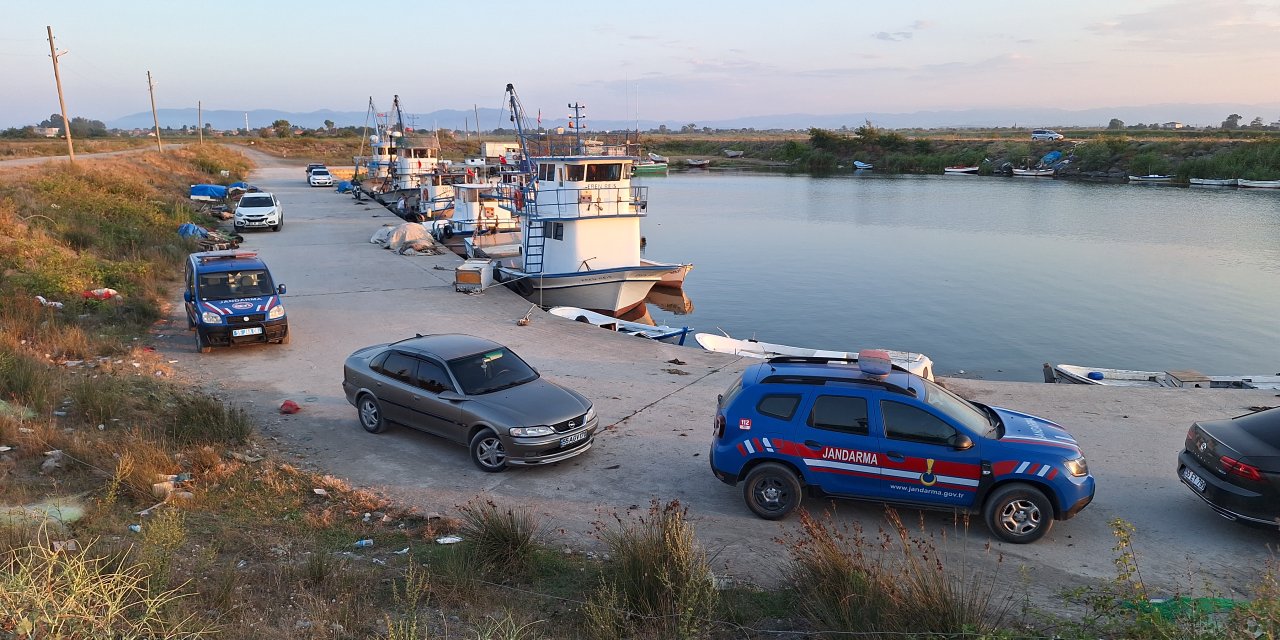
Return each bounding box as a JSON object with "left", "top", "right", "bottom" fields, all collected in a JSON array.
[
  {"left": 190, "top": 184, "right": 228, "bottom": 199},
  {"left": 337, "top": 180, "right": 353, "bottom": 193},
  {"left": 1039, "top": 151, "right": 1063, "bottom": 166},
  {"left": 177, "top": 223, "right": 208, "bottom": 238},
  {"left": 228, "top": 181, "right": 250, "bottom": 190}
]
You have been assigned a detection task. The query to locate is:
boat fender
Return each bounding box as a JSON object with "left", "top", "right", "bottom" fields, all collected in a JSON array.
[
  {"left": 442, "top": 224, "right": 454, "bottom": 240},
  {"left": 1087, "top": 371, "right": 1105, "bottom": 381}
]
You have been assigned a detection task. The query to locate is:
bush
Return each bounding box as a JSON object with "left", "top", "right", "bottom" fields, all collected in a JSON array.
[{"left": 458, "top": 498, "right": 541, "bottom": 576}]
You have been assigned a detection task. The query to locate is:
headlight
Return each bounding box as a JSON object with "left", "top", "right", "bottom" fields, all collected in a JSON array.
[
  {"left": 509, "top": 426, "right": 555, "bottom": 437},
  {"left": 585, "top": 405, "right": 596, "bottom": 422},
  {"left": 200, "top": 311, "right": 222, "bottom": 324},
  {"left": 1064, "top": 456, "right": 1088, "bottom": 477},
  {"left": 267, "top": 305, "right": 285, "bottom": 320}
]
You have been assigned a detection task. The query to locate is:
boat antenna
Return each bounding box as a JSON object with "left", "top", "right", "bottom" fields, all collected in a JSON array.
[{"left": 354, "top": 97, "right": 374, "bottom": 181}]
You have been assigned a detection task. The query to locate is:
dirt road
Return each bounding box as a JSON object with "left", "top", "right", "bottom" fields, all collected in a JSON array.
[{"left": 155, "top": 149, "right": 1277, "bottom": 610}]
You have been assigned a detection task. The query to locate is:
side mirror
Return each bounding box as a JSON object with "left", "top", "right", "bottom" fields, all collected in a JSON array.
[
  {"left": 438, "top": 390, "right": 465, "bottom": 402},
  {"left": 277, "top": 284, "right": 286, "bottom": 295},
  {"left": 951, "top": 434, "right": 974, "bottom": 451},
  {"left": 183, "top": 291, "right": 192, "bottom": 302}
]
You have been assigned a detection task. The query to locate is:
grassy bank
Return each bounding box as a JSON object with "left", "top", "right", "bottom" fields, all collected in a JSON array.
[
  {"left": 0, "top": 138, "right": 153, "bottom": 159},
  {"left": 3, "top": 145, "right": 1279, "bottom": 638}
]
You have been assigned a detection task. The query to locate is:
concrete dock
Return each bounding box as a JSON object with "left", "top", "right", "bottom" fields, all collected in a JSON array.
[{"left": 158, "top": 152, "right": 1279, "bottom": 609}]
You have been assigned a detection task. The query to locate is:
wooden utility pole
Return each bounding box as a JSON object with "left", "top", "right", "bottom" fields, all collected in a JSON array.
[
  {"left": 147, "top": 71, "right": 162, "bottom": 152},
  {"left": 197, "top": 100, "right": 203, "bottom": 145},
  {"left": 45, "top": 26, "right": 74, "bottom": 162}
]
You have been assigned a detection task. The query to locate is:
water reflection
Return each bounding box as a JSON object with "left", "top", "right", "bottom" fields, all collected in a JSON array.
[{"left": 646, "top": 286, "right": 694, "bottom": 315}]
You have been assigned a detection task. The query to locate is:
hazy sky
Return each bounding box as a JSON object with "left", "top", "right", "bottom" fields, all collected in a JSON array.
[{"left": 4, "top": 0, "right": 1279, "bottom": 128}]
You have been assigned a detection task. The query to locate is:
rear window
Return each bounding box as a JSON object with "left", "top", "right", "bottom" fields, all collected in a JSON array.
[
  {"left": 757, "top": 394, "right": 801, "bottom": 420},
  {"left": 314, "top": 170, "right": 330, "bottom": 176},
  {"left": 1236, "top": 408, "right": 1280, "bottom": 448}
]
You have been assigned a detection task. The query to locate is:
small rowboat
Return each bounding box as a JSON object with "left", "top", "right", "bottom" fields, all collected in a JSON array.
[
  {"left": 723, "top": 149, "right": 744, "bottom": 158},
  {"left": 1047, "top": 363, "right": 1280, "bottom": 390},
  {"left": 1128, "top": 174, "right": 1172, "bottom": 183},
  {"left": 853, "top": 160, "right": 873, "bottom": 170},
  {"left": 1012, "top": 168, "right": 1054, "bottom": 177},
  {"left": 1238, "top": 178, "right": 1280, "bottom": 188},
  {"left": 1189, "top": 178, "right": 1237, "bottom": 187},
  {"left": 685, "top": 158, "right": 711, "bottom": 168},
  {"left": 550, "top": 307, "right": 692, "bottom": 345},
  {"left": 944, "top": 166, "right": 979, "bottom": 175}
]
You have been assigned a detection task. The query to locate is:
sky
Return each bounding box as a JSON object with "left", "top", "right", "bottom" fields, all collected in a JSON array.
[{"left": 3, "top": 0, "right": 1280, "bottom": 128}]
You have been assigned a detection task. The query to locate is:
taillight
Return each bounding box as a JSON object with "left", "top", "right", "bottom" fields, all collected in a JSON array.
[
  {"left": 1220, "top": 455, "right": 1264, "bottom": 482},
  {"left": 713, "top": 414, "right": 725, "bottom": 438}
]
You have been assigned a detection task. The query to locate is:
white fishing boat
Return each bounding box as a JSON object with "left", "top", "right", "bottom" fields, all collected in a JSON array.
[
  {"left": 1189, "top": 178, "right": 1237, "bottom": 187},
  {"left": 1128, "top": 174, "right": 1173, "bottom": 183},
  {"left": 429, "top": 183, "right": 519, "bottom": 244},
  {"left": 944, "top": 166, "right": 980, "bottom": 175},
  {"left": 1047, "top": 363, "right": 1280, "bottom": 390},
  {"left": 549, "top": 306, "right": 692, "bottom": 345},
  {"left": 694, "top": 333, "right": 934, "bottom": 380},
  {"left": 1012, "top": 168, "right": 1054, "bottom": 177},
  {"left": 492, "top": 84, "right": 687, "bottom": 314},
  {"left": 640, "top": 259, "right": 692, "bottom": 288},
  {"left": 1237, "top": 178, "right": 1280, "bottom": 188}
]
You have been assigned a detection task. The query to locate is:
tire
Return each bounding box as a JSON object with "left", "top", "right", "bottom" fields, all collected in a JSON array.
[
  {"left": 469, "top": 428, "right": 508, "bottom": 473},
  {"left": 357, "top": 394, "right": 386, "bottom": 434},
  {"left": 279, "top": 330, "right": 291, "bottom": 345},
  {"left": 271, "top": 218, "right": 282, "bottom": 232},
  {"left": 742, "top": 462, "right": 802, "bottom": 520},
  {"left": 195, "top": 331, "right": 211, "bottom": 354},
  {"left": 984, "top": 483, "right": 1054, "bottom": 544}
]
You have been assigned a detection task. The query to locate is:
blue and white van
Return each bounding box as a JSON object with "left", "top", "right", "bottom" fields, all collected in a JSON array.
[{"left": 184, "top": 249, "right": 289, "bottom": 353}]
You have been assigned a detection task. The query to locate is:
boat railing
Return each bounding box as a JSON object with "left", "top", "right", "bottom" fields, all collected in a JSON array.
[{"left": 495, "top": 184, "right": 647, "bottom": 219}]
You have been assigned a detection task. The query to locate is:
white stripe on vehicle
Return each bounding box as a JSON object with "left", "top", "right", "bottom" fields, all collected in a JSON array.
[
  {"left": 744, "top": 440, "right": 755, "bottom": 454},
  {"left": 1015, "top": 461, "right": 1030, "bottom": 474}
]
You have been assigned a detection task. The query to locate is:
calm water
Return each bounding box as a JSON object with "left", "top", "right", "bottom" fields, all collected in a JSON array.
[{"left": 633, "top": 171, "right": 1280, "bottom": 381}]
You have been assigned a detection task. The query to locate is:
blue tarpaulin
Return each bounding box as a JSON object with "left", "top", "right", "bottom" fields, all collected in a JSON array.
[
  {"left": 337, "top": 180, "right": 353, "bottom": 193},
  {"left": 177, "top": 223, "right": 208, "bottom": 238},
  {"left": 228, "top": 181, "right": 250, "bottom": 190},
  {"left": 190, "top": 184, "right": 228, "bottom": 199}
]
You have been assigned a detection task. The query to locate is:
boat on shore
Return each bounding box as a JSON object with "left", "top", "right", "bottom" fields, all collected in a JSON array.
[
  {"left": 1046, "top": 363, "right": 1280, "bottom": 389},
  {"left": 648, "top": 152, "right": 669, "bottom": 163},
  {"left": 723, "top": 149, "right": 744, "bottom": 158},
  {"left": 694, "top": 333, "right": 934, "bottom": 380},
  {"left": 685, "top": 158, "right": 711, "bottom": 168},
  {"left": 1189, "top": 178, "right": 1237, "bottom": 187},
  {"left": 1128, "top": 174, "right": 1173, "bottom": 184},
  {"left": 1237, "top": 178, "right": 1280, "bottom": 188},
  {"left": 549, "top": 306, "right": 692, "bottom": 345},
  {"left": 944, "top": 166, "right": 980, "bottom": 175}
]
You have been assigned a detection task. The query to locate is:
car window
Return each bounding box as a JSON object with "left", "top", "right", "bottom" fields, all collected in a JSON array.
[
  {"left": 197, "top": 269, "right": 271, "bottom": 300},
  {"left": 240, "top": 195, "right": 273, "bottom": 208},
  {"left": 1236, "top": 408, "right": 1280, "bottom": 448},
  {"left": 378, "top": 352, "right": 417, "bottom": 384},
  {"left": 719, "top": 377, "right": 744, "bottom": 409},
  {"left": 808, "top": 395, "right": 868, "bottom": 435},
  {"left": 882, "top": 400, "right": 957, "bottom": 446},
  {"left": 757, "top": 394, "right": 801, "bottom": 420},
  {"left": 414, "top": 359, "right": 454, "bottom": 394},
  {"left": 447, "top": 347, "right": 538, "bottom": 395}
]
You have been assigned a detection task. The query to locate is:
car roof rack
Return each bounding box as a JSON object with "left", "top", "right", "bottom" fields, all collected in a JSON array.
[
  {"left": 766, "top": 355, "right": 911, "bottom": 374},
  {"left": 760, "top": 374, "right": 916, "bottom": 398},
  {"left": 196, "top": 249, "right": 258, "bottom": 262}
]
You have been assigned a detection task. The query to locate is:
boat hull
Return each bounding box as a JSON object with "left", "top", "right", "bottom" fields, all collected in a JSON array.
[
  {"left": 1128, "top": 175, "right": 1172, "bottom": 183},
  {"left": 1238, "top": 179, "right": 1280, "bottom": 188},
  {"left": 498, "top": 266, "right": 669, "bottom": 314},
  {"left": 1051, "top": 363, "right": 1280, "bottom": 389},
  {"left": 944, "top": 166, "right": 979, "bottom": 175},
  {"left": 1012, "top": 169, "right": 1054, "bottom": 177},
  {"left": 694, "top": 333, "right": 934, "bottom": 380},
  {"left": 1189, "top": 178, "right": 1237, "bottom": 186},
  {"left": 549, "top": 306, "right": 691, "bottom": 345},
  {"left": 640, "top": 259, "right": 692, "bottom": 288}
]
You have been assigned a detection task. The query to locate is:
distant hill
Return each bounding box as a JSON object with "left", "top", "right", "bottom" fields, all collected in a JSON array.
[{"left": 107, "top": 103, "right": 1280, "bottom": 132}]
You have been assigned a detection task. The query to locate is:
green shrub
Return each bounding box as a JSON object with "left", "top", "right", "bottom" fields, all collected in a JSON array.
[{"left": 458, "top": 498, "right": 541, "bottom": 576}]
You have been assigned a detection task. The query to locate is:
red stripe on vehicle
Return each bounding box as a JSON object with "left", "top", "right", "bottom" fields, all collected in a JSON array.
[
  {"left": 1047, "top": 468, "right": 1059, "bottom": 480},
  {"left": 992, "top": 461, "right": 1018, "bottom": 475},
  {"left": 736, "top": 443, "right": 747, "bottom": 456}
]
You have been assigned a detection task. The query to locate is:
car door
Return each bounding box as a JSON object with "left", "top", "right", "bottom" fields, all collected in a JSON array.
[
  {"left": 405, "top": 357, "right": 465, "bottom": 441},
  {"left": 791, "top": 392, "right": 883, "bottom": 499},
  {"left": 183, "top": 260, "right": 198, "bottom": 326},
  {"left": 371, "top": 351, "right": 419, "bottom": 427},
  {"left": 874, "top": 398, "right": 983, "bottom": 508}
]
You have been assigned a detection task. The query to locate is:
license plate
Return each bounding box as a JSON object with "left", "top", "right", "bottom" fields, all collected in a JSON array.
[
  {"left": 560, "top": 431, "right": 588, "bottom": 447},
  {"left": 231, "top": 327, "right": 263, "bottom": 337},
  {"left": 1182, "top": 467, "right": 1207, "bottom": 492}
]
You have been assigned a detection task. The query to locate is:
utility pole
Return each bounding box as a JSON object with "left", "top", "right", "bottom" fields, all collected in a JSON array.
[
  {"left": 197, "top": 100, "right": 203, "bottom": 145},
  {"left": 45, "top": 26, "right": 74, "bottom": 163},
  {"left": 147, "top": 71, "right": 162, "bottom": 152}
]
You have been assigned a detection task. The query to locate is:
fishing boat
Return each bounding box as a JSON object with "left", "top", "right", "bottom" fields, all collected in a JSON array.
[
  {"left": 632, "top": 160, "right": 669, "bottom": 175},
  {"left": 640, "top": 259, "right": 692, "bottom": 288},
  {"left": 1237, "top": 178, "right": 1280, "bottom": 188},
  {"left": 1046, "top": 363, "right": 1280, "bottom": 390},
  {"left": 549, "top": 306, "right": 692, "bottom": 345},
  {"left": 944, "top": 165, "right": 980, "bottom": 175},
  {"left": 1128, "top": 174, "right": 1173, "bottom": 184},
  {"left": 853, "top": 160, "right": 874, "bottom": 170},
  {"left": 694, "top": 333, "right": 934, "bottom": 380},
  {"left": 491, "top": 84, "right": 686, "bottom": 314},
  {"left": 648, "top": 152, "right": 669, "bottom": 163},
  {"left": 723, "top": 149, "right": 744, "bottom": 158},
  {"left": 429, "top": 183, "right": 519, "bottom": 249},
  {"left": 1012, "top": 168, "right": 1055, "bottom": 177},
  {"left": 1189, "top": 178, "right": 1238, "bottom": 187},
  {"left": 685, "top": 158, "right": 711, "bottom": 168}
]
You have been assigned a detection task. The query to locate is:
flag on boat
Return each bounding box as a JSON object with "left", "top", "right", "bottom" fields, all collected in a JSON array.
[{"left": 537, "top": 109, "right": 541, "bottom": 126}]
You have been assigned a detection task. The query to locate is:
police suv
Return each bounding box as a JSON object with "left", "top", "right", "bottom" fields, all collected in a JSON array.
[
  {"left": 184, "top": 250, "right": 289, "bottom": 353},
  {"left": 709, "top": 352, "right": 1095, "bottom": 543}
]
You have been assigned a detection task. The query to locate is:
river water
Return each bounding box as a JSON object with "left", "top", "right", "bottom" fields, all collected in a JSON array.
[{"left": 633, "top": 170, "right": 1280, "bottom": 382}]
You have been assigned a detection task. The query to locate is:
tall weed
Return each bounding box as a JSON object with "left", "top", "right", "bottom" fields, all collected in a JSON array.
[{"left": 458, "top": 498, "right": 541, "bottom": 576}]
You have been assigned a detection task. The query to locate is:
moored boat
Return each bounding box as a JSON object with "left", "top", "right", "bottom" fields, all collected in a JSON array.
[
  {"left": 1128, "top": 174, "right": 1173, "bottom": 183},
  {"left": 549, "top": 306, "right": 692, "bottom": 345},
  {"left": 1188, "top": 178, "right": 1238, "bottom": 187},
  {"left": 685, "top": 158, "right": 711, "bottom": 168},
  {"left": 853, "top": 160, "right": 873, "bottom": 170},
  {"left": 632, "top": 160, "right": 669, "bottom": 175},
  {"left": 648, "top": 152, "right": 669, "bottom": 163},
  {"left": 694, "top": 332, "right": 934, "bottom": 380},
  {"left": 640, "top": 259, "right": 692, "bottom": 288},
  {"left": 1012, "top": 168, "right": 1054, "bottom": 177},
  {"left": 944, "top": 165, "right": 980, "bottom": 175},
  {"left": 723, "top": 149, "right": 744, "bottom": 158},
  {"left": 1047, "top": 363, "right": 1280, "bottom": 389},
  {"left": 1237, "top": 178, "right": 1280, "bottom": 188}
]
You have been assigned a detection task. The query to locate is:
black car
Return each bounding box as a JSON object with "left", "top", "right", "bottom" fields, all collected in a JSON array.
[
  {"left": 341, "top": 334, "right": 597, "bottom": 472},
  {"left": 1178, "top": 407, "right": 1280, "bottom": 526}
]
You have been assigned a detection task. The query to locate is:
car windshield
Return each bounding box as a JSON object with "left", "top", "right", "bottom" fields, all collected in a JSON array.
[
  {"left": 239, "top": 195, "right": 273, "bottom": 208},
  {"left": 198, "top": 269, "right": 274, "bottom": 300},
  {"left": 915, "top": 377, "right": 995, "bottom": 436},
  {"left": 447, "top": 347, "right": 538, "bottom": 395},
  {"left": 313, "top": 170, "right": 330, "bottom": 176}
]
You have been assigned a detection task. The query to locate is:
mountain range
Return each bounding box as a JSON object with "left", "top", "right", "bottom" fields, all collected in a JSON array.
[{"left": 106, "top": 103, "right": 1280, "bottom": 132}]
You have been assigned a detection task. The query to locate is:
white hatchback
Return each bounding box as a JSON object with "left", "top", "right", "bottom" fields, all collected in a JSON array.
[
  {"left": 1031, "top": 129, "right": 1064, "bottom": 141},
  {"left": 308, "top": 169, "right": 334, "bottom": 187}
]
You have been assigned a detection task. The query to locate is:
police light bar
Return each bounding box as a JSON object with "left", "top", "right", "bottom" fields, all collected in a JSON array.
[{"left": 857, "top": 349, "right": 893, "bottom": 377}]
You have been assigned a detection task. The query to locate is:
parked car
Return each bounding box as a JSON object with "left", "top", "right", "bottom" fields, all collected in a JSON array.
[
  {"left": 233, "top": 192, "right": 284, "bottom": 232},
  {"left": 1031, "top": 129, "right": 1065, "bottom": 141},
  {"left": 308, "top": 168, "right": 334, "bottom": 187},
  {"left": 709, "top": 352, "right": 1095, "bottom": 543},
  {"left": 305, "top": 163, "right": 326, "bottom": 176},
  {"left": 1178, "top": 407, "right": 1280, "bottom": 526},
  {"left": 183, "top": 249, "right": 288, "bottom": 353},
  {"left": 342, "top": 334, "right": 598, "bottom": 472}
]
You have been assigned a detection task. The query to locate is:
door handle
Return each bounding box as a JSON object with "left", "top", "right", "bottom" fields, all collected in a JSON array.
[
  {"left": 803, "top": 440, "right": 823, "bottom": 450},
  {"left": 886, "top": 451, "right": 905, "bottom": 462}
]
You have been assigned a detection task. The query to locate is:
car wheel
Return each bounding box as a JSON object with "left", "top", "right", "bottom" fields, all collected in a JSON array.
[
  {"left": 195, "top": 331, "right": 211, "bottom": 354},
  {"left": 272, "top": 220, "right": 282, "bottom": 231},
  {"left": 357, "top": 394, "right": 386, "bottom": 434},
  {"left": 469, "top": 428, "right": 508, "bottom": 472},
  {"left": 984, "top": 483, "right": 1054, "bottom": 544},
  {"left": 279, "top": 331, "right": 290, "bottom": 345},
  {"left": 743, "top": 462, "right": 802, "bottom": 520}
]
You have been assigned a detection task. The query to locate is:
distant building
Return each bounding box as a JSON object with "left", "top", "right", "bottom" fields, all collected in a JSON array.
[
  {"left": 1162, "top": 121, "right": 1184, "bottom": 129},
  {"left": 34, "top": 126, "right": 60, "bottom": 137}
]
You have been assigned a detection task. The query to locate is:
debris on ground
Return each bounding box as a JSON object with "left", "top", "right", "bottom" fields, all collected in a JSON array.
[
  {"left": 82, "top": 287, "right": 120, "bottom": 300},
  {"left": 230, "top": 452, "right": 263, "bottom": 463},
  {"left": 34, "top": 295, "right": 64, "bottom": 309},
  {"left": 279, "top": 400, "right": 301, "bottom": 414},
  {"left": 435, "top": 535, "right": 462, "bottom": 545}
]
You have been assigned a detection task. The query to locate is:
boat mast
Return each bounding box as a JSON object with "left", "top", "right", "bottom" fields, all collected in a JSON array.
[
  {"left": 504, "top": 84, "right": 533, "bottom": 174},
  {"left": 354, "top": 96, "right": 374, "bottom": 181},
  {"left": 568, "top": 101, "right": 585, "bottom": 155}
]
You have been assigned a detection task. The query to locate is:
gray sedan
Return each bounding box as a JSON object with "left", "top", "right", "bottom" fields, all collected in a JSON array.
[{"left": 342, "top": 334, "right": 598, "bottom": 472}]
